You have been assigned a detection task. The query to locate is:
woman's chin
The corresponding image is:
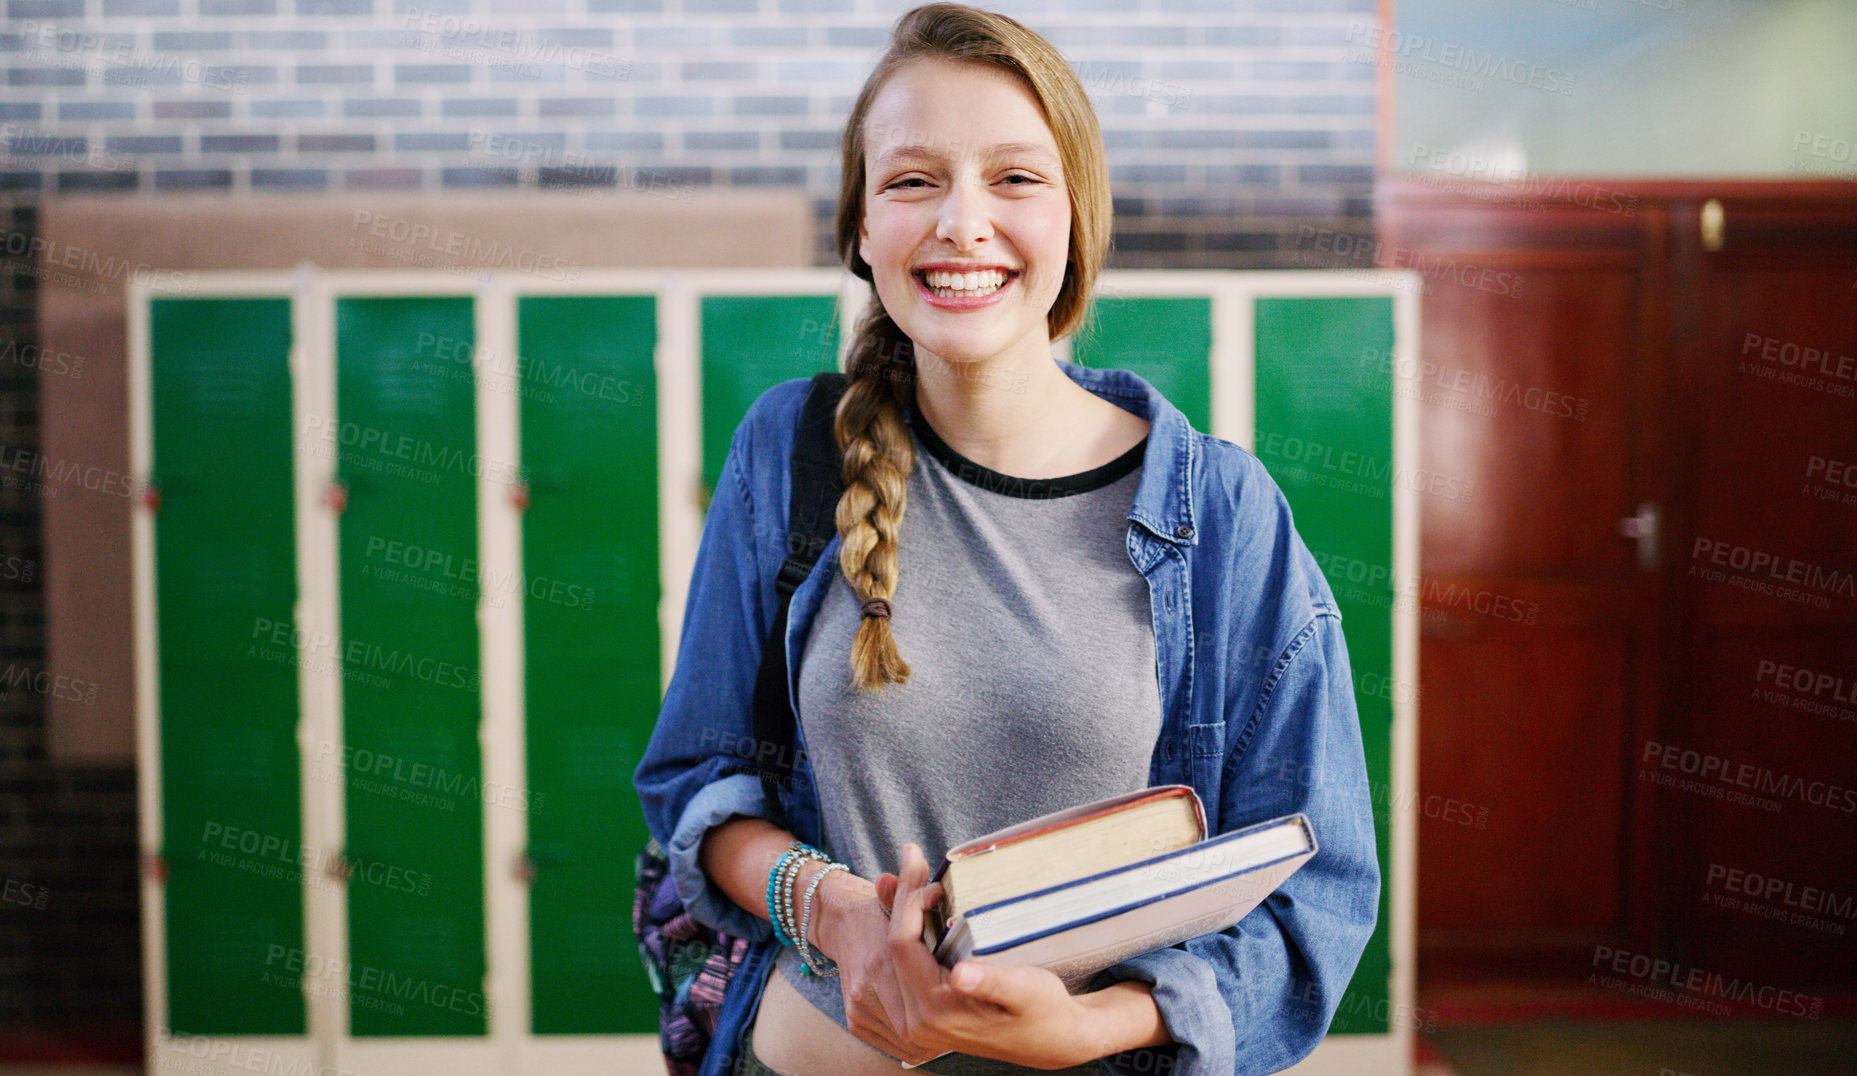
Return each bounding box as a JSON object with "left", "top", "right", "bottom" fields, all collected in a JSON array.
[{"left": 901, "top": 323, "right": 1044, "bottom": 368}]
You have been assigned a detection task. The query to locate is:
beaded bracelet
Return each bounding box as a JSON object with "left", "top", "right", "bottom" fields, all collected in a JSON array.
[
  {"left": 765, "top": 842, "right": 807, "bottom": 944},
  {"left": 775, "top": 849, "right": 819, "bottom": 945},
  {"left": 799, "top": 861, "right": 850, "bottom": 977},
  {"left": 780, "top": 848, "right": 827, "bottom": 945},
  {"left": 765, "top": 842, "right": 829, "bottom": 946},
  {"left": 769, "top": 846, "right": 807, "bottom": 945}
]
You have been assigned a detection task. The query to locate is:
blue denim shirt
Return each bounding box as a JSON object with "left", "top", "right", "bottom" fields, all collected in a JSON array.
[{"left": 634, "top": 360, "right": 1381, "bottom": 1076}]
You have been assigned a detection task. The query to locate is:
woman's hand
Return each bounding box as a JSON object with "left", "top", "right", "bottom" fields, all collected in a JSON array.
[
  {"left": 865, "top": 842, "right": 1101, "bottom": 1069},
  {"left": 810, "top": 865, "right": 927, "bottom": 1064}
]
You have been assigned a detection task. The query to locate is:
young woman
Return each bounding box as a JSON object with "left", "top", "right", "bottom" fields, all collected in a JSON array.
[{"left": 634, "top": 5, "right": 1380, "bottom": 1075}]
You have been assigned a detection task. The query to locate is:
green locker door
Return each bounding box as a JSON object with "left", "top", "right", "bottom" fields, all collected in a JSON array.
[
  {"left": 151, "top": 297, "right": 304, "bottom": 1036},
  {"left": 518, "top": 295, "right": 660, "bottom": 1032},
  {"left": 1071, "top": 296, "right": 1213, "bottom": 433},
  {"left": 700, "top": 295, "right": 840, "bottom": 497},
  {"left": 334, "top": 296, "right": 486, "bottom": 1036},
  {"left": 1254, "top": 296, "right": 1397, "bottom": 1034}
]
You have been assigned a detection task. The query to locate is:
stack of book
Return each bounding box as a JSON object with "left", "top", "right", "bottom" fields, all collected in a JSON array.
[{"left": 920, "top": 783, "right": 1317, "bottom": 991}]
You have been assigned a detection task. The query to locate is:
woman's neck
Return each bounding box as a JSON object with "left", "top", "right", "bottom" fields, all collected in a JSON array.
[{"left": 909, "top": 344, "right": 1148, "bottom": 480}]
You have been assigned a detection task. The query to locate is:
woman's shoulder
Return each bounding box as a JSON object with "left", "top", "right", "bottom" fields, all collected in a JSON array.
[
  {"left": 722, "top": 376, "right": 820, "bottom": 475},
  {"left": 1185, "top": 430, "right": 1341, "bottom": 620},
  {"left": 1185, "top": 428, "right": 1288, "bottom": 529},
  {"left": 740, "top": 376, "right": 818, "bottom": 439}
]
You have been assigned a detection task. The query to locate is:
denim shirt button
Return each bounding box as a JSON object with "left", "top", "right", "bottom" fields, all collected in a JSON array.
[{"left": 1174, "top": 524, "right": 1193, "bottom": 539}]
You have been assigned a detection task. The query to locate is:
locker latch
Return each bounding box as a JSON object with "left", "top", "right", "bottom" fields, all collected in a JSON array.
[
  {"left": 142, "top": 852, "right": 167, "bottom": 883},
  {"left": 511, "top": 481, "right": 530, "bottom": 514},
  {"left": 323, "top": 480, "right": 348, "bottom": 514},
  {"left": 327, "top": 852, "right": 352, "bottom": 882},
  {"left": 139, "top": 481, "right": 161, "bottom": 514},
  {"left": 514, "top": 851, "right": 536, "bottom": 885}
]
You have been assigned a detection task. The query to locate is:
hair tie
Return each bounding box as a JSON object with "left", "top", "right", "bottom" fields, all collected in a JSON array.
[{"left": 860, "top": 598, "right": 892, "bottom": 620}]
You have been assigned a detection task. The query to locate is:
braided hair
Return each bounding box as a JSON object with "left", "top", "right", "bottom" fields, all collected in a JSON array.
[{"left": 830, "top": 3, "right": 1112, "bottom": 690}]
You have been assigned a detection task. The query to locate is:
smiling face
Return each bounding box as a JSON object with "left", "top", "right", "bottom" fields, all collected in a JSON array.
[{"left": 857, "top": 56, "right": 1072, "bottom": 368}]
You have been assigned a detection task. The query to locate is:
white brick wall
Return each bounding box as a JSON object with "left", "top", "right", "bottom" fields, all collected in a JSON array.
[{"left": 3, "top": 0, "right": 1379, "bottom": 266}]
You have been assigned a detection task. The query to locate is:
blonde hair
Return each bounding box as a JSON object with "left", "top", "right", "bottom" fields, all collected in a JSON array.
[{"left": 832, "top": 2, "right": 1113, "bottom": 691}]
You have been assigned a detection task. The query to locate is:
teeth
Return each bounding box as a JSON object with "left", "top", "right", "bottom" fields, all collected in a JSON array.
[{"left": 921, "top": 268, "right": 1008, "bottom": 296}]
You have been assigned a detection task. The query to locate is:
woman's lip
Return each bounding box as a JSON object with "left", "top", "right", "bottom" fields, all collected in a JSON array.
[{"left": 912, "top": 270, "right": 1016, "bottom": 310}]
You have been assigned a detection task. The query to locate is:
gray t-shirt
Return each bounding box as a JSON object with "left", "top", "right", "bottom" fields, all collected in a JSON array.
[{"left": 765, "top": 401, "right": 1165, "bottom": 1075}]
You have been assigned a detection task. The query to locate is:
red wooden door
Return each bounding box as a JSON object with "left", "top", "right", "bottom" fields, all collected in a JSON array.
[
  {"left": 1378, "top": 186, "right": 1664, "bottom": 975},
  {"left": 1379, "top": 181, "right": 1857, "bottom": 990},
  {"left": 1655, "top": 192, "right": 1857, "bottom": 988}
]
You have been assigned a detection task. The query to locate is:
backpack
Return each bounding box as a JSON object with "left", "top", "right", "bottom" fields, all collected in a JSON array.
[{"left": 632, "top": 371, "right": 849, "bottom": 1074}]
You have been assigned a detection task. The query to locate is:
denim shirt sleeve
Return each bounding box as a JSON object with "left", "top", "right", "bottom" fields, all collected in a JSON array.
[
  {"left": 1088, "top": 610, "right": 1381, "bottom": 1076},
  {"left": 632, "top": 398, "right": 790, "bottom": 945}
]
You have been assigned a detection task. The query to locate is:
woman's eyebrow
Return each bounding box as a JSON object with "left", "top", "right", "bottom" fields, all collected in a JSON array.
[{"left": 872, "top": 141, "right": 1059, "bottom": 169}]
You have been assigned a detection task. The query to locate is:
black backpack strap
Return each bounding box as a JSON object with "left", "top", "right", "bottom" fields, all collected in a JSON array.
[
  {"left": 751, "top": 372, "right": 849, "bottom": 825},
  {"left": 780, "top": 372, "right": 849, "bottom": 594}
]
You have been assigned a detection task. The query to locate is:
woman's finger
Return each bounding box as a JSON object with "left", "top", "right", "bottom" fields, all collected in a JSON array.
[
  {"left": 887, "top": 844, "right": 927, "bottom": 970},
  {"left": 888, "top": 844, "right": 954, "bottom": 1034},
  {"left": 860, "top": 972, "right": 919, "bottom": 1052},
  {"left": 842, "top": 850, "right": 933, "bottom": 1059},
  {"left": 846, "top": 1005, "right": 911, "bottom": 1062},
  {"left": 848, "top": 976, "right": 929, "bottom": 1064},
  {"left": 888, "top": 843, "right": 927, "bottom": 939},
  {"left": 877, "top": 843, "right": 943, "bottom": 1046},
  {"left": 896, "top": 880, "right": 951, "bottom": 1005}
]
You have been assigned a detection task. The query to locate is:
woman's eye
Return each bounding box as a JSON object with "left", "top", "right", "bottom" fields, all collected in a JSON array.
[
  {"left": 885, "top": 177, "right": 929, "bottom": 190},
  {"left": 1002, "top": 174, "right": 1040, "bottom": 186}
]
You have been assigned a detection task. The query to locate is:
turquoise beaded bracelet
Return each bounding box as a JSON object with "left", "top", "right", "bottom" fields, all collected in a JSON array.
[
  {"left": 774, "top": 850, "right": 814, "bottom": 944},
  {"left": 779, "top": 847, "right": 829, "bottom": 946},
  {"left": 765, "top": 843, "right": 803, "bottom": 945},
  {"left": 766, "top": 841, "right": 828, "bottom": 946}
]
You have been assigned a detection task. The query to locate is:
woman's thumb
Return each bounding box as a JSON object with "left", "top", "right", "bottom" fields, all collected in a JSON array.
[{"left": 877, "top": 872, "right": 897, "bottom": 911}]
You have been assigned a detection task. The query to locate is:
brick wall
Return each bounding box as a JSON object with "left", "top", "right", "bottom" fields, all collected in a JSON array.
[
  {"left": 3, "top": 0, "right": 1375, "bottom": 264},
  {"left": 0, "top": 0, "right": 1376, "bottom": 1035},
  {"left": 0, "top": 202, "right": 143, "bottom": 1039}
]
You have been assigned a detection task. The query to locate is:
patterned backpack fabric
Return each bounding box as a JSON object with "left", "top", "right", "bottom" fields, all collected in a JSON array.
[
  {"left": 633, "top": 837, "right": 751, "bottom": 1075},
  {"left": 632, "top": 372, "right": 848, "bottom": 1073}
]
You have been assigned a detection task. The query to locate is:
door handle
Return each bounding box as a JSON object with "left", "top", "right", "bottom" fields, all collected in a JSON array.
[
  {"left": 1701, "top": 198, "right": 1725, "bottom": 251},
  {"left": 1617, "top": 501, "right": 1659, "bottom": 572}
]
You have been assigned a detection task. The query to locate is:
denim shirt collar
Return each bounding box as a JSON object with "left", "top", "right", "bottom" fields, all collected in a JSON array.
[{"left": 1055, "top": 360, "right": 1201, "bottom": 549}]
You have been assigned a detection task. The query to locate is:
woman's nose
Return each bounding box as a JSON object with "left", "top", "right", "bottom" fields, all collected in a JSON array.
[{"left": 935, "top": 178, "right": 992, "bottom": 249}]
